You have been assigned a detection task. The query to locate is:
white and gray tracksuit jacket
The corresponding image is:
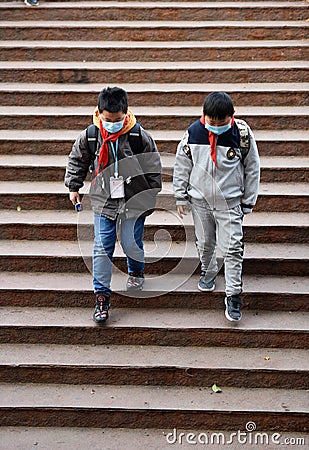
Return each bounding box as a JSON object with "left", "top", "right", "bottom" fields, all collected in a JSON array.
[{"left": 173, "top": 119, "right": 260, "bottom": 213}]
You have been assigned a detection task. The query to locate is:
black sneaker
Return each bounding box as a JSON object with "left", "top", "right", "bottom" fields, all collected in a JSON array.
[
  {"left": 93, "top": 294, "right": 111, "bottom": 324},
  {"left": 24, "top": 0, "right": 39, "bottom": 5},
  {"left": 198, "top": 272, "right": 215, "bottom": 292},
  {"left": 224, "top": 295, "right": 243, "bottom": 321},
  {"left": 126, "top": 272, "right": 145, "bottom": 290}
]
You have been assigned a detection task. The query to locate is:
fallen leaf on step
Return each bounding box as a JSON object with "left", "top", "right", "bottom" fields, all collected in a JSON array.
[
  {"left": 264, "top": 356, "right": 270, "bottom": 361},
  {"left": 211, "top": 383, "right": 222, "bottom": 393}
]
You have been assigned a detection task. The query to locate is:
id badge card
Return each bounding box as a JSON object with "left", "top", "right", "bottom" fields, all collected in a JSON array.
[{"left": 110, "top": 176, "right": 125, "bottom": 199}]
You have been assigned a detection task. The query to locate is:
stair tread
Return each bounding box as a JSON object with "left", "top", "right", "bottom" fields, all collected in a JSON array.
[
  {"left": 1, "top": 39, "right": 308, "bottom": 48},
  {"left": 0, "top": 180, "right": 307, "bottom": 195},
  {"left": 1, "top": 104, "right": 308, "bottom": 114},
  {"left": 1, "top": 19, "right": 307, "bottom": 27},
  {"left": 0, "top": 305, "right": 308, "bottom": 330},
  {"left": 1, "top": 154, "right": 308, "bottom": 169},
  {"left": 1, "top": 271, "right": 308, "bottom": 294},
  {"left": 0, "top": 343, "right": 308, "bottom": 370},
  {"left": 0, "top": 209, "right": 308, "bottom": 226},
  {"left": 0, "top": 129, "right": 307, "bottom": 142},
  {"left": 1, "top": 61, "right": 308, "bottom": 70},
  {"left": 0, "top": 238, "right": 307, "bottom": 258},
  {"left": 1, "top": 1, "right": 307, "bottom": 9},
  {"left": 1, "top": 382, "right": 308, "bottom": 412},
  {"left": 1, "top": 270, "right": 308, "bottom": 294},
  {"left": 1, "top": 81, "right": 308, "bottom": 91},
  {"left": 0, "top": 427, "right": 307, "bottom": 450}
]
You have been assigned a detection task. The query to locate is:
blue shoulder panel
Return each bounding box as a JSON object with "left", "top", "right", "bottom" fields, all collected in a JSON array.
[
  {"left": 188, "top": 120, "right": 209, "bottom": 145},
  {"left": 188, "top": 119, "right": 241, "bottom": 148}
]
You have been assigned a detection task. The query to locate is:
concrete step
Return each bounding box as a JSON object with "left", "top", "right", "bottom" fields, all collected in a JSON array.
[
  {"left": 0, "top": 306, "right": 308, "bottom": 348},
  {"left": 1, "top": 40, "right": 308, "bottom": 62},
  {"left": 0, "top": 181, "right": 307, "bottom": 212},
  {"left": 2, "top": 2, "right": 308, "bottom": 22},
  {"left": 0, "top": 427, "right": 308, "bottom": 450},
  {"left": 1, "top": 154, "right": 307, "bottom": 183},
  {"left": 1, "top": 271, "right": 308, "bottom": 311},
  {"left": 1, "top": 105, "right": 308, "bottom": 130},
  {"left": 0, "top": 207, "right": 308, "bottom": 244},
  {"left": 1, "top": 82, "right": 308, "bottom": 107},
  {"left": 0, "top": 239, "right": 308, "bottom": 276},
  {"left": 0, "top": 60, "right": 308, "bottom": 84},
  {"left": 0, "top": 128, "right": 307, "bottom": 157},
  {"left": 13, "top": 0, "right": 299, "bottom": 2},
  {"left": 5, "top": 0, "right": 302, "bottom": 2},
  {"left": 0, "top": 20, "right": 307, "bottom": 41},
  {"left": 0, "top": 383, "right": 308, "bottom": 430},
  {"left": 0, "top": 343, "right": 308, "bottom": 388}
]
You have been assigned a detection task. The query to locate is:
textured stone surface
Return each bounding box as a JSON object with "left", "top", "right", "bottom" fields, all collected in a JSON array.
[{"left": 0, "top": 0, "right": 308, "bottom": 438}]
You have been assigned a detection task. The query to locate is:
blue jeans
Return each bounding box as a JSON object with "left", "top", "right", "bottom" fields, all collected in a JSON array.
[{"left": 93, "top": 213, "right": 145, "bottom": 295}]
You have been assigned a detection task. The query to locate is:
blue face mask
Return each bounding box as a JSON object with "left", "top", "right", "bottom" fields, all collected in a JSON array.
[
  {"left": 205, "top": 121, "right": 231, "bottom": 135},
  {"left": 102, "top": 118, "right": 125, "bottom": 134}
]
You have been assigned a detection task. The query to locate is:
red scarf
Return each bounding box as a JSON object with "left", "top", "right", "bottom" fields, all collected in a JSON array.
[
  {"left": 92, "top": 108, "right": 137, "bottom": 181},
  {"left": 200, "top": 115, "right": 234, "bottom": 167},
  {"left": 93, "top": 118, "right": 127, "bottom": 180}
]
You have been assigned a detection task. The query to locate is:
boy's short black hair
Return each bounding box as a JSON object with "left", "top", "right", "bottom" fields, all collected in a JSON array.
[
  {"left": 98, "top": 86, "right": 128, "bottom": 114},
  {"left": 203, "top": 92, "right": 235, "bottom": 119}
]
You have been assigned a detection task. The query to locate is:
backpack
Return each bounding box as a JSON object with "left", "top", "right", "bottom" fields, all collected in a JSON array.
[
  {"left": 183, "top": 118, "right": 250, "bottom": 162},
  {"left": 86, "top": 122, "right": 144, "bottom": 172}
]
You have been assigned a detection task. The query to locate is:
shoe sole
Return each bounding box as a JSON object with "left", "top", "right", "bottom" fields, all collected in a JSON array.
[
  {"left": 127, "top": 285, "right": 144, "bottom": 291},
  {"left": 198, "top": 283, "right": 215, "bottom": 292},
  {"left": 93, "top": 320, "right": 109, "bottom": 324},
  {"left": 126, "top": 279, "right": 145, "bottom": 290},
  {"left": 93, "top": 315, "right": 109, "bottom": 324},
  {"left": 224, "top": 297, "right": 242, "bottom": 322}
]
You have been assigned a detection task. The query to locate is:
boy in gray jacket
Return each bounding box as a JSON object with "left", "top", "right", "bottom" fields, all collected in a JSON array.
[{"left": 173, "top": 92, "right": 260, "bottom": 321}]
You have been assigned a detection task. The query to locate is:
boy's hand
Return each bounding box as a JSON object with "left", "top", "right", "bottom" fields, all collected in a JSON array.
[
  {"left": 177, "top": 205, "right": 187, "bottom": 218},
  {"left": 69, "top": 192, "right": 80, "bottom": 206}
]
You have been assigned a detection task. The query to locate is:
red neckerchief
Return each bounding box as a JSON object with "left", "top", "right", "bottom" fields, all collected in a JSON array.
[
  {"left": 93, "top": 117, "right": 127, "bottom": 180},
  {"left": 200, "top": 115, "right": 234, "bottom": 167}
]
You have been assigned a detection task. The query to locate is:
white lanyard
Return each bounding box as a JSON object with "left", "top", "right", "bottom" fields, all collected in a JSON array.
[{"left": 109, "top": 140, "right": 119, "bottom": 178}]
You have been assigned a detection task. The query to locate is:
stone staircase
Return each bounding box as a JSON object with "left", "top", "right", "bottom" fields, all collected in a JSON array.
[{"left": 0, "top": 1, "right": 308, "bottom": 448}]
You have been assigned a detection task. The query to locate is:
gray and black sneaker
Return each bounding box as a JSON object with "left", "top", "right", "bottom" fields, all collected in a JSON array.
[
  {"left": 198, "top": 272, "right": 215, "bottom": 292},
  {"left": 24, "top": 0, "right": 39, "bottom": 5},
  {"left": 93, "top": 294, "right": 111, "bottom": 324},
  {"left": 126, "top": 272, "right": 145, "bottom": 290},
  {"left": 224, "top": 295, "right": 243, "bottom": 321}
]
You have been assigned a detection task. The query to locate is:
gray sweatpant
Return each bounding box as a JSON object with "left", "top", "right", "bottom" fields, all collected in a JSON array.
[{"left": 190, "top": 198, "right": 244, "bottom": 297}]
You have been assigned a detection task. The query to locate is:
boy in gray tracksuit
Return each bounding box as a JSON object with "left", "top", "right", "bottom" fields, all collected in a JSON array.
[{"left": 173, "top": 92, "right": 260, "bottom": 321}]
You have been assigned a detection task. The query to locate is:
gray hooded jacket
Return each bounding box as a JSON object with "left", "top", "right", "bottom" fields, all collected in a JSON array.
[{"left": 173, "top": 118, "right": 260, "bottom": 213}]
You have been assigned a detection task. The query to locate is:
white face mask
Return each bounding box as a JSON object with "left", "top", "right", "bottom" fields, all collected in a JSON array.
[{"left": 205, "top": 121, "right": 231, "bottom": 135}]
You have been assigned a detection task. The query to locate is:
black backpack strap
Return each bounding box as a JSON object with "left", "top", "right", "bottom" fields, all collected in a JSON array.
[
  {"left": 86, "top": 124, "right": 99, "bottom": 172},
  {"left": 235, "top": 118, "right": 250, "bottom": 162},
  {"left": 181, "top": 130, "right": 192, "bottom": 160},
  {"left": 86, "top": 124, "right": 99, "bottom": 157},
  {"left": 128, "top": 122, "right": 144, "bottom": 154},
  {"left": 182, "top": 143, "right": 192, "bottom": 160}
]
